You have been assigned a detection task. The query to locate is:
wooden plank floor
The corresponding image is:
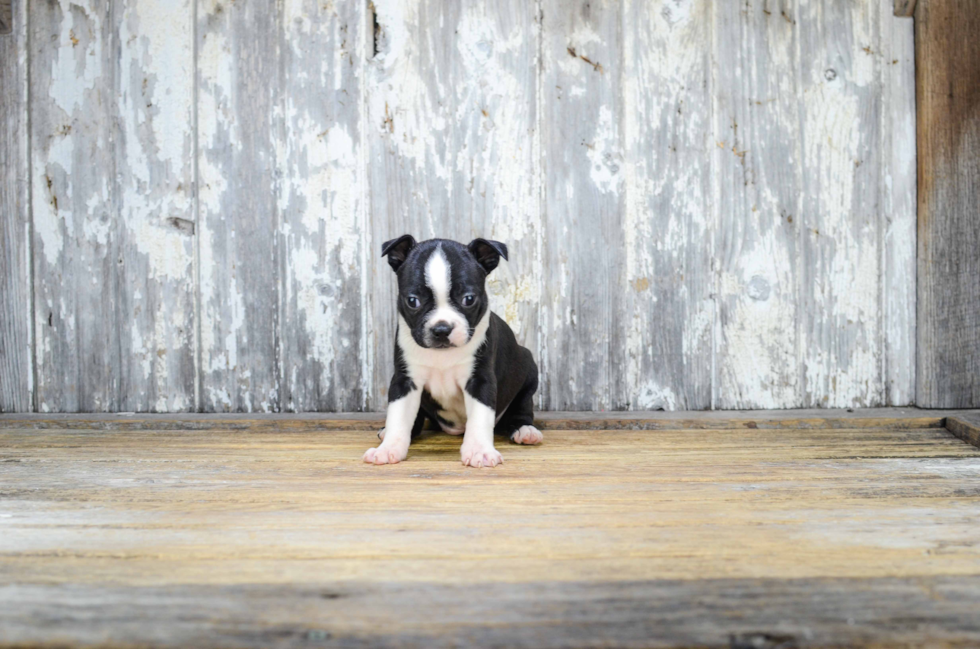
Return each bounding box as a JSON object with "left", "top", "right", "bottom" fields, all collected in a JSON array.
[{"left": 2, "top": 413, "right": 980, "bottom": 648}]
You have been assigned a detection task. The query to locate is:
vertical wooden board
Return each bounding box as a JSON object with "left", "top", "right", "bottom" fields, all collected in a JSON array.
[
  {"left": 540, "top": 0, "right": 624, "bottom": 410},
  {"left": 915, "top": 0, "right": 980, "bottom": 408},
  {"left": 198, "top": 0, "right": 281, "bottom": 412},
  {"left": 30, "top": 0, "right": 120, "bottom": 412},
  {"left": 799, "top": 0, "right": 882, "bottom": 407},
  {"left": 30, "top": 0, "right": 196, "bottom": 412},
  {"left": 114, "top": 0, "right": 197, "bottom": 411},
  {"left": 464, "top": 1, "right": 542, "bottom": 413},
  {"left": 0, "top": 0, "right": 32, "bottom": 412},
  {"left": 621, "top": 0, "right": 713, "bottom": 410},
  {"left": 712, "top": 0, "right": 802, "bottom": 409},
  {"left": 278, "top": 0, "right": 365, "bottom": 412},
  {"left": 878, "top": 0, "right": 915, "bottom": 406},
  {"left": 366, "top": 0, "right": 457, "bottom": 407},
  {"left": 366, "top": 0, "right": 541, "bottom": 410}
]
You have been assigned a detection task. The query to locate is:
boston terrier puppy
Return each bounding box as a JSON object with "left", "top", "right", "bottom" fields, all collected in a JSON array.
[{"left": 363, "top": 236, "right": 542, "bottom": 468}]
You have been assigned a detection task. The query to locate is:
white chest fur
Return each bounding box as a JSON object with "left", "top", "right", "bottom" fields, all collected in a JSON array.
[
  {"left": 397, "top": 313, "right": 490, "bottom": 433},
  {"left": 416, "top": 363, "right": 470, "bottom": 432}
]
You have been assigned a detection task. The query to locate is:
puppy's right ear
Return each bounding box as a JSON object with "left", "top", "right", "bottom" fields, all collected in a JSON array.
[{"left": 381, "top": 235, "right": 417, "bottom": 272}]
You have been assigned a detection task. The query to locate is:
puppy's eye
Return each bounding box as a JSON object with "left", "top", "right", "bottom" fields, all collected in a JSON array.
[
  {"left": 461, "top": 294, "right": 476, "bottom": 307},
  {"left": 406, "top": 296, "right": 421, "bottom": 310}
]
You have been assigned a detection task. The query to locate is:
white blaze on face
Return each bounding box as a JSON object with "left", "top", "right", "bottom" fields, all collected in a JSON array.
[{"left": 424, "top": 246, "right": 469, "bottom": 347}]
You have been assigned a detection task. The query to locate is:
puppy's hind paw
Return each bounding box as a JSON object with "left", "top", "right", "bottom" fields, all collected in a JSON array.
[{"left": 510, "top": 425, "right": 543, "bottom": 445}]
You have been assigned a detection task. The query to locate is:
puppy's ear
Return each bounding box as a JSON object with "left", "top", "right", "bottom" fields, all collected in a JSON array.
[
  {"left": 381, "top": 235, "right": 417, "bottom": 272},
  {"left": 467, "top": 238, "right": 509, "bottom": 274}
]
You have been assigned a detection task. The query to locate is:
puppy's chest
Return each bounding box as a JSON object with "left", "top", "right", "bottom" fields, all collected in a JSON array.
[{"left": 412, "top": 363, "right": 472, "bottom": 430}]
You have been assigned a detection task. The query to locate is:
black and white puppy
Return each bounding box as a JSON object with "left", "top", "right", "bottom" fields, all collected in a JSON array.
[{"left": 363, "top": 236, "right": 542, "bottom": 468}]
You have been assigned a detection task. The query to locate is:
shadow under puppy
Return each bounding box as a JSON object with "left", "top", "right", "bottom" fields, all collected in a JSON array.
[{"left": 363, "top": 236, "right": 542, "bottom": 468}]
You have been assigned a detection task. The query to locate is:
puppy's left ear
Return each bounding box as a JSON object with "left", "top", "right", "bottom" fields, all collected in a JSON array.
[{"left": 467, "top": 238, "right": 509, "bottom": 274}]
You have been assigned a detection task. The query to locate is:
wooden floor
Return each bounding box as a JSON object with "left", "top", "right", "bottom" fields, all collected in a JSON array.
[{"left": 2, "top": 410, "right": 980, "bottom": 648}]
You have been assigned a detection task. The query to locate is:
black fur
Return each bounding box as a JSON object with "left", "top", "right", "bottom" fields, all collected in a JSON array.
[
  {"left": 466, "top": 313, "right": 538, "bottom": 436},
  {"left": 387, "top": 344, "right": 416, "bottom": 403}
]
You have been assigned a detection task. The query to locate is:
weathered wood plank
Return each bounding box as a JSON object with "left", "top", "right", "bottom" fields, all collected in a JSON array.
[
  {"left": 2, "top": 578, "right": 980, "bottom": 648},
  {"left": 30, "top": 0, "right": 120, "bottom": 411},
  {"left": 879, "top": 0, "right": 916, "bottom": 405},
  {"left": 1, "top": 423, "right": 979, "bottom": 647},
  {"left": 621, "top": 0, "right": 712, "bottom": 410},
  {"left": 946, "top": 412, "right": 980, "bottom": 449},
  {"left": 893, "top": 0, "right": 917, "bottom": 17},
  {"left": 0, "top": 407, "right": 959, "bottom": 431},
  {"left": 540, "top": 0, "right": 624, "bottom": 410},
  {"left": 197, "top": 0, "right": 281, "bottom": 412},
  {"left": 114, "top": 0, "right": 197, "bottom": 411},
  {"left": 28, "top": 0, "right": 196, "bottom": 412},
  {"left": 915, "top": 0, "right": 980, "bottom": 408},
  {"left": 712, "top": 0, "right": 802, "bottom": 409},
  {"left": 0, "top": 0, "right": 32, "bottom": 412},
  {"left": 799, "top": 0, "right": 883, "bottom": 407},
  {"left": 365, "top": 0, "right": 541, "bottom": 409},
  {"left": 0, "top": 0, "right": 13, "bottom": 34},
  {"left": 277, "top": 0, "right": 365, "bottom": 412}
]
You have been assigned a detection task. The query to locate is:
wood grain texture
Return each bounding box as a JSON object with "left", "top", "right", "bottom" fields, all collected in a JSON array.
[
  {"left": 946, "top": 412, "right": 980, "bottom": 449},
  {"left": 541, "top": 0, "right": 625, "bottom": 410},
  {"left": 366, "top": 0, "right": 541, "bottom": 409},
  {"left": 0, "top": 0, "right": 12, "bottom": 34},
  {"left": 277, "top": 0, "right": 366, "bottom": 412},
  {"left": 2, "top": 578, "right": 980, "bottom": 648},
  {"left": 622, "top": 0, "right": 712, "bottom": 410},
  {"left": 0, "top": 407, "right": 961, "bottom": 431},
  {"left": 879, "top": 0, "right": 916, "bottom": 406},
  {"left": 28, "top": 0, "right": 196, "bottom": 413},
  {"left": 1, "top": 421, "right": 979, "bottom": 647},
  {"left": 197, "top": 0, "right": 281, "bottom": 412},
  {"left": 712, "top": 0, "right": 802, "bottom": 409},
  {"left": 915, "top": 0, "right": 980, "bottom": 408},
  {"left": 115, "top": 0, "right": 197, "bottom": 411},
  {"left": 0, "top": 0, "right": 31, "bottom": 412},
  {"left": 30, "top": 0, "right": 120, "bottom": 412},
  {"left": 799, "top": 0, "right": 884, "bottom": 408},
  {"left": 893, "top": 0, "right": 917, "bottom": 17}
]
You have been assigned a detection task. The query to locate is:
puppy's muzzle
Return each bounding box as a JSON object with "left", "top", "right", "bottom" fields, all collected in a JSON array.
[{"left": 429, "top": 321, "right": 455, "bottom": 348}]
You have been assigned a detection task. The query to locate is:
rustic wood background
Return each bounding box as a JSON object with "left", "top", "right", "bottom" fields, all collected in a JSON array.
[{"left": 0, "top": 0, "right": 917, "bottom": 413}]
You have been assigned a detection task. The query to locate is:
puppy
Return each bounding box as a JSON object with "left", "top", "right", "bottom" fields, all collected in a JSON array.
[{"left": 362, "top": 236, "right": 542, "bottom": 468}]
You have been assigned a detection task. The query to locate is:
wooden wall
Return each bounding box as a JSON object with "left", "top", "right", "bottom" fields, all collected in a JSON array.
[
  {"left": 0, "top": 0, "right": 918, "bottom": 413},
  {"left": 914, "top": 0, "right": 980, "bottom": 408}
]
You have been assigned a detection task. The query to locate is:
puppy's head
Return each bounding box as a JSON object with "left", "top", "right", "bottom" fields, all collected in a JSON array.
[{"left": 382, "top": 236, "right": 508, "bottom": 349}]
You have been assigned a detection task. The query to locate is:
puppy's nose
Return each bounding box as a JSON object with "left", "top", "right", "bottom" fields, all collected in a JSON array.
[{"left": 431, "top": 321, "right": 454, "bottom": 339}]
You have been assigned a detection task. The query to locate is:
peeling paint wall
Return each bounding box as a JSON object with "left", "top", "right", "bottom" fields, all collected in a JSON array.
[{"left": 0, "top": 0, "right": 916, "bottom": 412}]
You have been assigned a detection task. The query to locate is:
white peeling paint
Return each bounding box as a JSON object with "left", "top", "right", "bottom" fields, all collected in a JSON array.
[
  {"left": 586, "top": 105, "right": 623, "bottom": 195},
  {"left": 47, "top": 1, "right": 104, "bottom": 114}
]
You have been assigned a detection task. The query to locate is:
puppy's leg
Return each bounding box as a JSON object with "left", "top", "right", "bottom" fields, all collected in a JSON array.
[
  {"left": 460, "top": 391, "right": 503, "bottom": 468},
  {"left": 378, "top": 409, "right": 427, "bottom": 441},
  {"left": 363, "top": 388, "right": 421, "bottom": 465},
  {"left": 497, "top": 363, "right": 542, "bottom": 445}
]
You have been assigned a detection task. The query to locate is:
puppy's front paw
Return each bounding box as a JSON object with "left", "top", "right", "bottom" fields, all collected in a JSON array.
[
  {"left": 362, "top": 444, "right": 407, "bottom": 465},
  {"left": 510, "top": 425, "right": 543, "bottom": 445},
  {"left": 460, "top": 444, "right": 503, "bottom": 468}
]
